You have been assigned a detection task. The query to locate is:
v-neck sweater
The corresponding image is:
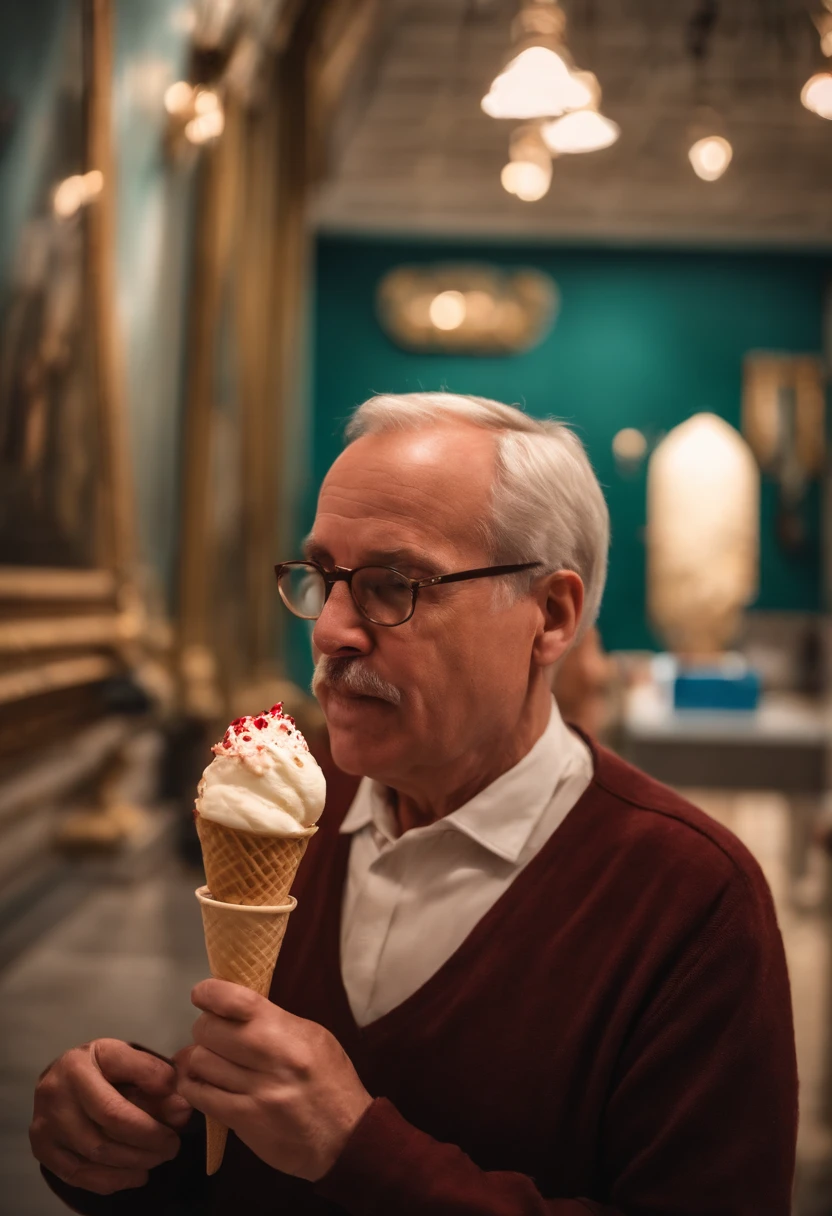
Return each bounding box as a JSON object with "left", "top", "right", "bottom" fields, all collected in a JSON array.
[
  {"left": 339, "top": 697, "right": 593, "bottom": 1025},
  {"left": 45, "top": 740, "right": 797, "bottom": 1216}
]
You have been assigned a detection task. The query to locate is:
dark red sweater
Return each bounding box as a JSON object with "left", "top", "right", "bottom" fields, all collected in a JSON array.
[{"left": 46, "top": 742, "right": 798, "bottom": 1215}]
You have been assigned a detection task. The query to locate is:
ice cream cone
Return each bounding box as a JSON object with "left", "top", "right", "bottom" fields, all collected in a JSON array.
[
  {"left": 196, "top": 815, "right": 316, "bottom": 906},
  {"left": 195, "top": 886, "right": 297, "bottom": 1174}
]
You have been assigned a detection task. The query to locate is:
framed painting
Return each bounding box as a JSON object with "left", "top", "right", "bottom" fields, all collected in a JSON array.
[{"left": 0, "top": 0, "right": 136, "bottom": 749}]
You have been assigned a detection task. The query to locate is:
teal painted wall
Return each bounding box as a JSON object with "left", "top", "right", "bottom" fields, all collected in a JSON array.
[{"left": 311, "top": 236, "right": 831, "bottom": 654}]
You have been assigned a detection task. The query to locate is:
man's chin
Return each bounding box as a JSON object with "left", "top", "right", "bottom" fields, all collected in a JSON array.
[{"left": 322, "top": 694, "right": 399, "bottom": 774}]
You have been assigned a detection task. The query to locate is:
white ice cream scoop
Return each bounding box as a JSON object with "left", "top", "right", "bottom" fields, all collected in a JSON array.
[{"left": 196, "top": 704, "right": 326, "bottom": 836}]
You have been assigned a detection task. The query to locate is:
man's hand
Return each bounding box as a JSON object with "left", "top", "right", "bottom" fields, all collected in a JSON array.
[
  {"left": 30, "top": 1040, "right": 192, "bottom": 1195},
  {"left": 177, "top": 979, "right": 373, "bottom": 1181}
]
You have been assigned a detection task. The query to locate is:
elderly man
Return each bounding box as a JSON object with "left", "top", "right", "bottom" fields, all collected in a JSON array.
[{"left": 33, "top": 393, "right": 797, "bottom": 1215}]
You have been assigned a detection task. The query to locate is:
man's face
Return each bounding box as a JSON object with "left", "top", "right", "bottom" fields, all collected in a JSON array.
[{"left": 309, "top": 424, "right": 543, "bottom": 786}]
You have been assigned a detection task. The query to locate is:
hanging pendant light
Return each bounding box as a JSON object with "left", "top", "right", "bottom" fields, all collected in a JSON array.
[
  {"left": 542, "top": 109, "right": 619, "bottom": 153},
  {"left": 685, "top": 106, "right": 732, "bottom": 182},
  {"left": 482, "top": 1, "right": 595, "bottom": 120},
  {"left": 800, "top": 7, "right": 832, "bottom": 117},
  {"left": 688, "top": 134, "right": 732, "bottom": 181},
  {"left": 801, "top": 71, "right": 832, "bottom": 118},
  {"left": 483, "top": 46, "right": 595, "bottom": 119},
  {"left": 541, "top": 77, "right": 619, "bottom": 154},
  {"left": 501, "top": 123, "right": 553, "bottom": 202}
]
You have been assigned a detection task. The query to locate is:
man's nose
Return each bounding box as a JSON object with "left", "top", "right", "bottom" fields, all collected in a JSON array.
[{"left": 311, "top": 580, "right": 372, "bottom": 657}]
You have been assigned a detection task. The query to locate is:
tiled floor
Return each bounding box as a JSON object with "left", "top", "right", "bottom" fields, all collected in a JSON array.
[
  {"left": 693, "top": 791, "right": 832, "bottom": 1214},
  {"left": 1, "top": 798, "right": 831, "bottom": 1215},
  {"left": 0, "top": 861, "right": 209, "bottom": 1216}
]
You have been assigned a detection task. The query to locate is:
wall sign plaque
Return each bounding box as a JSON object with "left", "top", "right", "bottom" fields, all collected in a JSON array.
[{"left": 376, "top": 263, "right": 558, "bottom": 355}]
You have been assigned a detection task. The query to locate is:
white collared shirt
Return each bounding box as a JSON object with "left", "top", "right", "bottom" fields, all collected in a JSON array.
[{"left": 339, "top": 698, "right": 594, "bottom": 1026}]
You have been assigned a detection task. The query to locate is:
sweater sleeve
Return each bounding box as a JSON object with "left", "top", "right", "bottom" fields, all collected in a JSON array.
[
  {"left": 315, "top": 875, "right": 797, "bottom": 1216},
  {"left": 41, "top": 1110, "right": 209, "bottom": 1216}
]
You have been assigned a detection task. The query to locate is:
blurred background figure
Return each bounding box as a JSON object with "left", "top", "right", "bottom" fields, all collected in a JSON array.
[
  {"left": 1, "top": 0, "right": 832, "bottom": 1211},
  {"left": 553, "top": 626, "right": 615, "bottom": 740}
]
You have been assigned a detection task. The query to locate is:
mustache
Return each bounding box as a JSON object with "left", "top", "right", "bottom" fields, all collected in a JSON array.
[{"left": 312, "top": 657, "right": 402, "bottom": 706}]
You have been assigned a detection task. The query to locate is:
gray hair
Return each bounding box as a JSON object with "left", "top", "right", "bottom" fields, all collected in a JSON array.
[{"left": 344, "top": 392, "right": 609, "bottom": 636}]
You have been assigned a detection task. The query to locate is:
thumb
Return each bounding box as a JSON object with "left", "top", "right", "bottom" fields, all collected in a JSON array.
[
  {"left": 92, "top": 1039, "right": 178, "bottom": 1098},
  {"left": 121, "top": 1083, "right": 193, "bottom": 1127},
  {"left": 173, "top": 1045, "right": 196, "bottom": 1082}
]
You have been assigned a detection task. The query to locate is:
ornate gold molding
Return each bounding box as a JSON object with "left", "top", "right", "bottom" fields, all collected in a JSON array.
[
  {"left": 0, "top": 614, "right": 134, "bottom": 653},
  {"left": 86, "top": 0, "right": 136, "bottom": 577},
  {"left": 0, "top": 655, "right": 118, "bottom": 706},
  {"left": 0, "top": 0, "right": 140, "bottom": 721},
  {"left": 0, "top": 568, "right": 116, "bottom": 601}
]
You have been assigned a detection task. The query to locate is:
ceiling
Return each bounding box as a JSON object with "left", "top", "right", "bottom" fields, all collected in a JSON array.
[{"left": 312, "top": 0, "right": 832, "bottom": 245}]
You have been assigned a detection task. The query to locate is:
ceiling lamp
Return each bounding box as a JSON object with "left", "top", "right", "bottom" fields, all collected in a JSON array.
[
  {"left": 800, "top": 7, "right": 832, "bottom": 117},
  {"left": 688, "top": 135, "right": 733, "bottom": 181},
  {"left": 801, "top": 72, "right": 832, "bottom": 118},
  {"left": 542, "top": 107, "right": 620, "bottom": 154},
  {"left": 501, "top": 159, "right": 552, "bottom": 201},
  {"left": 501, "top": 123, "right": 553, "bottom": 202},
  {"left": 481, "top": 1, "right": 595, "bottom": 120},
  {"left": 483, "top": 46, "right": 594, "bottom": 119}
]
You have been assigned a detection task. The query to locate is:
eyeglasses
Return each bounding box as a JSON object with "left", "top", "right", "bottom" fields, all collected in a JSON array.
[{"left": 274, "top": 559, "right": 542, "bottom": 627}]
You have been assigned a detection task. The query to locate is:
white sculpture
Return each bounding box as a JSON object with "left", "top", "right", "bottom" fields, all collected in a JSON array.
[{"left": 647, "top": 413, "right": 760, "bottom": 656}]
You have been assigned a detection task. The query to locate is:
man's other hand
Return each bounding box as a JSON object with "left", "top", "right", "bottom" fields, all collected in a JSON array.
[
  {"left": 178, "top": 979, "right": 373, "bottom": 1180},
  {"left": 30, "top": 1039, "right": 192, "bottom": 1195}
]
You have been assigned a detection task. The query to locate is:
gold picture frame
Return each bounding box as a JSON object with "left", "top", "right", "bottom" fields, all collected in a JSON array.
[{"left": 0, "top": 0, "right": 137, "bottom": 723}]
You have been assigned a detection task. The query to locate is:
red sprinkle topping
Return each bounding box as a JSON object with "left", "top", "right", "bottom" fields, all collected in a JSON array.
[{"left": 210, "top": 703, "right": 309, "bottom": 757}]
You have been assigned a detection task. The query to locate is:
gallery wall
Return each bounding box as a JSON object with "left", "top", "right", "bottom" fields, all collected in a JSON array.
[{"left": 312, "top": 235, "right": 831, "bottom": 652}]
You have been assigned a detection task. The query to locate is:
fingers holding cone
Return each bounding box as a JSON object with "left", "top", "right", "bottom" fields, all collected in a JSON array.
[{"left": 194, "top": 887, "right": 297, "bottom": 1173}]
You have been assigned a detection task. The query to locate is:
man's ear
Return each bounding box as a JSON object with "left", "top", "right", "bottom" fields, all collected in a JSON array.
[{"left": 532, "top": 571, "right": 584, "bottom": 669}]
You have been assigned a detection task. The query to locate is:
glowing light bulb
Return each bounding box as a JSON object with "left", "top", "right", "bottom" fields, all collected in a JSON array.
[
  {"left": 185, "top": 108, "right": 225, "bottom": 144},
  {"left": 53, "top": 176, "right": 86, "bottom": 218},
  {"left": 82, "top": 169, "right": 103, "bottom": 197},
  {"left": 801, "top": 72, "right": 832, "bottom": 119},
  {"left": 688, "top": 135, "right": 732, "bottom": 182},
  {"left": 164, "top": 80, "right": 194, "bottom": 115},
  {"left": 194, "top": 88, "right": 220, "bottom": 115},
  {"left": 482, "top": 46, "right": 594, "bottom": 120},
  {"left": 53, "top": 170, "right": 105, "bottom": 218},
  {"left": 541, "top": 109, "right": 620, "bottom": 154},
  {"left": 429, "top": 291, "right": 467, "bottom": 331},
  {"left": 501, "top": 159, "right": 552, "bottom": 202},
  {"left": 613, "top": 428, "right": 647, "bottom": 463}
]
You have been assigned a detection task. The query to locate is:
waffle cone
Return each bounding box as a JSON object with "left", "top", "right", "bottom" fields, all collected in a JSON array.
[
  {"left": 195, "top": 886, "right": 297, "bottom": 1174},
  {"left": 195, "top": 815, "right": 316, "bottom": 905}
]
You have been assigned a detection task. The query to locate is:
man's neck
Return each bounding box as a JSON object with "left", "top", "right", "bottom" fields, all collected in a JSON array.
[{"left": 385, "top": 688, "right": 553, "bottom": 835}]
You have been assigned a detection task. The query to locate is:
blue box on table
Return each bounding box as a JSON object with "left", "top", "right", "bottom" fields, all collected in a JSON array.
[{"left": 672, "top": 661, "right": 761, "bottom": 711}]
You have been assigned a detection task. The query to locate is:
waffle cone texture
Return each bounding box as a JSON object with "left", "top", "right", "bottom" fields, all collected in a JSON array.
[
  {"left": 195, "top": 886, "right": 297, "bottom": 1174},
  {"left": 195, "top": 814, "right": 316, "bottom": 905}
]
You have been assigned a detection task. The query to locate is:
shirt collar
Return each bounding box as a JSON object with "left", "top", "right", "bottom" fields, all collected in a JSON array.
[{"left": 339, "top": 698, "right": 592, "bottom": 865}]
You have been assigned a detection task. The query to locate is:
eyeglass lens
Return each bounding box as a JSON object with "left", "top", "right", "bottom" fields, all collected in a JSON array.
[{"left": 278, "top": 564, "right": 415, "bottom": 625}]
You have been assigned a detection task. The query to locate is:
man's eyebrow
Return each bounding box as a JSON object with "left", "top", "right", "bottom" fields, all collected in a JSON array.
[
  {"left": 302, "top": 537, "right": 328, "bottom": 560},
  {"left": 365, "top": 548, "right": 441, "bottom": 572},
  {"left": 301, "top": 537, "right": 440, "bottom": 573}
]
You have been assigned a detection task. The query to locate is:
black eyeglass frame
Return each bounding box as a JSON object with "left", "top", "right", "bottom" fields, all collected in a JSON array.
[{"left": 274, "top": 559, "right": 542, "bottom": 627}]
